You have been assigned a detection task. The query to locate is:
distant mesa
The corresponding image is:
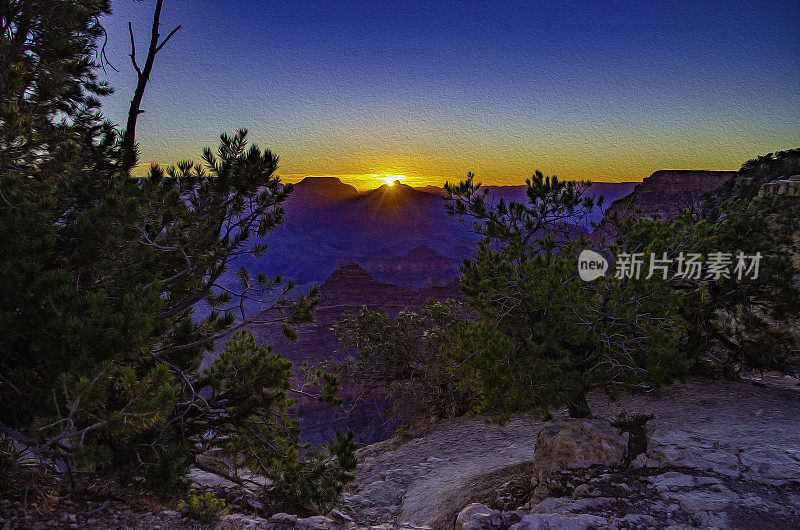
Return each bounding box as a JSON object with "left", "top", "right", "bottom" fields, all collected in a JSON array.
[
  {"left": 346, "top": 245, "right": 460, "bottom": 288},
  {"left": 355, "top": 181, "right": 437, "bottom": 214},
  {"left": 322, "top": 262, "right": 376, "bottom": 287},
  {"left": 415, "top": 185, "right": 445, "bottom": 196},
  {"left": 288, "top": 176, "right": 359, "bottom": 205},
  {"left": 368, "top": 181, "right": 417, "bottom": 194},
  {"left": 248, "top": 261, "right": 462, "bottom": 367},
  {"left": 403, "top": 245, "right": 449, "bottom": 262},
  {"left": 610, "top": 170, "right": 737, "bottom": 219}
]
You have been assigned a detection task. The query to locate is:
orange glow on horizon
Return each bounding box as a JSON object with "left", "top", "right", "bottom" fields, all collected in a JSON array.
[
  {"left": 280, "top": 172, "right": 420, "bottom": 191},
  {"left": 277, "top": 171, "right": 644, "bottom": 192},
  {"left": 134, "top": 150, "right": 741, "bottom": 191}
]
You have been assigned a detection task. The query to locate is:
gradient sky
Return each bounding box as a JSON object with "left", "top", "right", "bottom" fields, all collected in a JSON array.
[{"left": 99, "top": 1, "right": 800, "bottom": 189}]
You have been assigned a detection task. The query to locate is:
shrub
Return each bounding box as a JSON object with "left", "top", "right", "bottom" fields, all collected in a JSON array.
[
  {"left": 179, "top": 489, "right": 230, "bottom": 523},
  {"left": 335, "top": 299, "right": 478, "bottom": 419},
  {"left": 611, "top": 176, "right": 800, "bottom": 377},
  {"left": 0, "top": 438, "right": 33, "bottom": 470}
]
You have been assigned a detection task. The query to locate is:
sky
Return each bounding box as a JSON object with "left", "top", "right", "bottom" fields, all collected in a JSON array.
[{"left": 99, "top": 1, "right": 800, "bottom": 189}]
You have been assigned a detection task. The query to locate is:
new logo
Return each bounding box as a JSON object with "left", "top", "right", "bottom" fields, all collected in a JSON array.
[{"left": 578, "top": 249, "right": 608, "bottom": 281}]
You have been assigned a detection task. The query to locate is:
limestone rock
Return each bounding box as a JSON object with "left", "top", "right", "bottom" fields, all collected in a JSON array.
[
  {"left": 646, "top": 471, "right": 722, "bottom": 493},
  {"left": 336, "top": 376, "right": 800, "bottom": 529},
  {"left": 531, "top": 418, "right": 628, "bottom": 498},
  {"left": 759, "top": 175, "right": 800, "bottom": 196},
  {"left": 220, "top": 512, "right": 430, "bottom": 529},
  {"left": 455, "top": 503, "right": 504, "bottom": 530},
  {"left": 627, "top": 452, "right": 657, "bottom": 470},
  {"left": 508, "top": 513, "right": 609, "bottom": 530},
  {"left": 531, "top": 496, "right": 616, "bottom": 515},
  {"left": 645, "top": 420, "right": 800, "bottom": 485},
  {"left": 737, "top": 446, "right": 800, "bottom": 484},
  {"left": 186, "top": 467, "right": 240, "bottom": 489}
]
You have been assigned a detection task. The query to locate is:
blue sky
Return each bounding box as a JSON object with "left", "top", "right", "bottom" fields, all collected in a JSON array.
[{"left": 99, "top": 1, "right": 800, "bottom": 187}]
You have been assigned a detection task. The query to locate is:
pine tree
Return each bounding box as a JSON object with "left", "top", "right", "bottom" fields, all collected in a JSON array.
[
  {"left": 613, "top": 151, "right": 800, "bottom": 376},
  {"left": 443, "top": 172, "right": 690, "bottom": 418},
  {"left": 0, "top": 0, "right": 355, "bottom": 509},
  {"left": 334, "top": 299, "right": 477, "bottom": 419}
]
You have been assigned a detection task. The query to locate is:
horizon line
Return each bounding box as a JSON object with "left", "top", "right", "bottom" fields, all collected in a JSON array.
[{"left": 278, "top": 171, "right": 738, "bottom": 192}]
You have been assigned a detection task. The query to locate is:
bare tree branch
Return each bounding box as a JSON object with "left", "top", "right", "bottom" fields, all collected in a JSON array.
[
  {"left": 127, "top": 22, "right": 141, "bottom": 76},
  {"left": 121, "top": 0, "right": 180, "bottom": 168}
]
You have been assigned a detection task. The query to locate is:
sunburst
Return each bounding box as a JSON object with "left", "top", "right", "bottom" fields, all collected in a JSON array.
[{"left": 380, "top": 174, "right": 405, "bottom": 186}]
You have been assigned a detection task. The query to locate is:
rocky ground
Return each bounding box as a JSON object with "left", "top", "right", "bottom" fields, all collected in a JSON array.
[
  {"left": 2, "top": 375, "right": 798, "bottom": 529},
  {"left": 0, "top": 468, "right": 205, "bottom": 529},
  {"left": 344, "top": 375, "right": 800, "bottom": 529},
  {"left": 339, "top": 415, "right": 539, "bottom": 528}
]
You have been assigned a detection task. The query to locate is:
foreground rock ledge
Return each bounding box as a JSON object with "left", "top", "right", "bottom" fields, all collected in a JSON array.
[
  {"left": 3, "top": 377, "right": 796, "bottom": 528},
  {"left": 455, "top": 377, "right": 800, "bottom": 530},
  {"left": 225, "top": 377, "right": 800, "bottom": 529}
]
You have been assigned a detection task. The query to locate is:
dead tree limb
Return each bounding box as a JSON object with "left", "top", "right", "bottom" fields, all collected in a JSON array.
[{"left": 121, "top": 0, "right": 181, "bottom": 169}]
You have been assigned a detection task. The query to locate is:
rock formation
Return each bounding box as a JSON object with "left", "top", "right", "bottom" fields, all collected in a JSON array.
[
  {"left": 314, "top": 375, "right": 797, "bottom": 529},
  {"left": 288, "top": 177, "right": 360, "bottom": 207},
  {"left": 529, "top": 419, "right": 629, "bottom": 501},
  {"left": 758, "top": 174, "right": 800, "bottom": 196},
  {"left": 455, "top": 376, "right": 800, "bottom": 529},
  {"left": 610, "top": 170, "right": 736, "bottom": 219},
  {"left": 200, "top": 375, "right": 799, "bottom": 529},
  {"left": 353, "top": 246, "right": 462, "bottom": 288}
]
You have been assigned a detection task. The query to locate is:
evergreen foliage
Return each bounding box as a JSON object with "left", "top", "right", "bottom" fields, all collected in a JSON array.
[
  {"left": 700, "top": 148, "right": 800, "bottom": 220},
  {"left": 613, "top": 152, "right": 800, "bottom": 376},
  {"left": 443, "top": 172, "right": 690, "bottom": 418},
  {"left": 179, "top": 489, "right": 231, "bottom": 522},
  {"left": 0, "top": 0, "right": 355, "bottom": 511},
  {"left": 335, "top": 299, "right": 477, "bottom": 419}
]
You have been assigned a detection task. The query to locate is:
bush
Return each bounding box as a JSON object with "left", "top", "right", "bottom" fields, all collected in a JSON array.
[
  {"left": 611, "top": 174, "right": 800, "bottom": 377},
  {"left": 0, "top": 438, "right": 33, "bottom": 470},
  {"left": 335, "top": 299, "right": 478, "bottom": 419},
  {"left": 263, "top": 430, "right": 358, "bottom": 516},
  {"left": 179, "top": 489, "right": 230, "bottom": 523}
]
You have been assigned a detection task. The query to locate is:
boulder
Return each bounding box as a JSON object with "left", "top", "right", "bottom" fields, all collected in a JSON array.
[
  {"left": 531, "top": 418, "right": 628, "bottom": 498},
  {"left": 627, "top": 453, "right": 657, "bottom": 470},
  {"left": 186, "top": 467, "right": 240, "bottom": 489},
  {"left": 455, "top": 503, "right": 504, "bottom": 530}
]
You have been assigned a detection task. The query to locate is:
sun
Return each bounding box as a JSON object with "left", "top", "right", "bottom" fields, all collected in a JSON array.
[{"left": 381, "top": 174, "right": 405, "bottom": 186}]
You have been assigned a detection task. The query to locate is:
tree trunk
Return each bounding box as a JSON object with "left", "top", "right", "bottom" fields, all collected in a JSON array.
[{"left": 566, "top": 392, "right": 591, "bottom": 418}]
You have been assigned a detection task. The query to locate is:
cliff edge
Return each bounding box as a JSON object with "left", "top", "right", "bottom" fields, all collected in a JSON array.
[{"left": 610, "top": 170, "right": 736, "bottom": 219}]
